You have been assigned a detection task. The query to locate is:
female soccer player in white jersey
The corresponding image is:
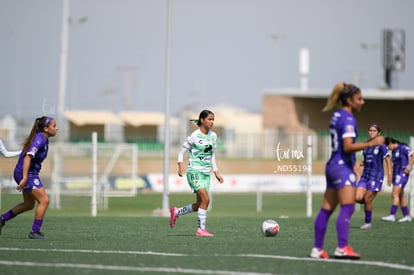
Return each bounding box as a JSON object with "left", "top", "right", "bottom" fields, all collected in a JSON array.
[
  {"left": 309, "top": 82, "right": 384, "bottom": 260},
  {"left": 169, "top": 109, "right": 224, "bottom": 237}
]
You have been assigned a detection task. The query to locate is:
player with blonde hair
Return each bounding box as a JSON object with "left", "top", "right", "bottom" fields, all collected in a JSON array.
[{"left": 310, "top": 82, "right": 384, "bottom": 260}]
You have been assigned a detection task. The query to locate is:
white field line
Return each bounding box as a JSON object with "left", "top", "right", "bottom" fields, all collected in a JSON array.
[
  {"left": 240, "top": 254, "right": 414, "bottom": 272},
  {"left": 0, "top": 260, "right": 276, "bottom": 275},
  {"left": 0, "top": 247, "right": 413, "bottom": 273}
]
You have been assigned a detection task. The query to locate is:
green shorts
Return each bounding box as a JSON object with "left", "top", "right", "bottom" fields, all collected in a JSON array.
[{"left": 186, "top": 171, "right": 211, "bottom": 192}]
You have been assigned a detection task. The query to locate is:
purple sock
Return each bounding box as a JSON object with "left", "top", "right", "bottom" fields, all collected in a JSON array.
[
  {"left": 364, "top": 210, "right": 372, "bottom": 224},
  {"left": 336, "top": 204, "right": 355, "bottom": 248},
  {"left": 401, "top": 206, "right": 409, "bottom": 217},
  {"left": 1, "top": 210, "right": 15, "bottom": 222},
  {"left": 314, "top": 208, "right": 333, "bottom": 249},
  {"left": 390, "top": 205, "right": 398, "bottom": 215},
  {"left": 31, "top": 219, "right": 43, "bottom": 233}
]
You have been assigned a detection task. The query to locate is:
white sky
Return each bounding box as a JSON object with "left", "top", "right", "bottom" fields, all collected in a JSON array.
[{"left": 1, "top": 0, "right": 413, "bottom": 122}]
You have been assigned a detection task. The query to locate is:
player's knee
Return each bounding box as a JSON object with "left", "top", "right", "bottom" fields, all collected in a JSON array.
[
  {"left": 39, "top": 195, "right": 49, "bottom": 207},
  {"left": 25, "top": 202, "right": 36, "bottom": 211}
]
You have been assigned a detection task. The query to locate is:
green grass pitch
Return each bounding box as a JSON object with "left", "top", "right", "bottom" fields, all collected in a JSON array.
[{"left": 0, "top": 192, "right": 413, "bottom": 274}]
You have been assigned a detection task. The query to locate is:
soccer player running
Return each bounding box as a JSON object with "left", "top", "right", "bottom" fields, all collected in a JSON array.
[
  {"left": 170, "top": 109, "right": 224, "bottom": 237},
  {"left": 381, "top": 137, "right": 413, "bottom": 223},
  {"left": 310, "top": 82, "right": 384, "bottom": 260},
  {"left": 0, "top": 116, "right": 57, "bottom": 239},
  {"left": 355, "top": 124, "right": 392, "bottom": 229}
]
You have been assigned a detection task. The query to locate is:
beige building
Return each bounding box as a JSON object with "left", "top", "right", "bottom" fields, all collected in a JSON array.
[
  {"left": 64, "top": 110, "right": 123, "bottom": 142},
  {"left": 263, "top": 88, "right": 414, "bottom": 137}
]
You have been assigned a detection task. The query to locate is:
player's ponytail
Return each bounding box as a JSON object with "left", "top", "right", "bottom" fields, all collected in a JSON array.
[
  {"left": 385, "top": 136, "right": 408, "bottom": 147},
  {"left": 323, "top": 82, "right": 360, "bottom": 112},
  {"left": 22, "top": 116, "right": 52, "bottom": 153},
  {"left": 189, "top": 119, "right": 200, "bottom": 126}
]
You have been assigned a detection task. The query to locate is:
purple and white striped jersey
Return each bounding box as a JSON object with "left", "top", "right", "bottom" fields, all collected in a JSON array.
[
  {"left": 361, "top": 144, "right": 389, "bottom": 182},
  {"left": 328, "top": 109, "right": 358, "bottom": 168},
  {"left": 391, "top": 143, "right": 412, "bottom": 176}
]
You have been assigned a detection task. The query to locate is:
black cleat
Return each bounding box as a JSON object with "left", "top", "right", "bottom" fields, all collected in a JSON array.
[
  {"left": 0, "top": 218, "right": 5, "bottom": 235},
  {"left": 28, "top": 231, "right": 46, "bottom": 239}
]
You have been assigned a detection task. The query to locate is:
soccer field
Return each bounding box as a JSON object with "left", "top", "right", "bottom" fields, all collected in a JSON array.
[{"left": 0, "top": 193, "right": 413, "bottom": 274}]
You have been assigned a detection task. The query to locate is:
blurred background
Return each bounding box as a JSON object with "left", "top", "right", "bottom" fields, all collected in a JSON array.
[{"left": 0, "top": 1, "right": 413, "bottom": 213}]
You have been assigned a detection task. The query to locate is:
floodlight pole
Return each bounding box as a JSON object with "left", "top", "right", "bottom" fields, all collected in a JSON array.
[
  {"left": 50, "top": 0, "right": 70, "bottom": 210},
  {"left": 306, "top": 135, "right": 313, "bottom": 217},
  {"left": 58, "top": 0, "right": 70, "bottom": 141},
  {"left": 161, "top": 0, "right": 173, "bottom": 216}
]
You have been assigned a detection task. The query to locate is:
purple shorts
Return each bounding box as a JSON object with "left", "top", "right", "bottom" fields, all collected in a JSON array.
[
  {"left": 393, "top": 173, "right": 409, "bottom": 188},
  {"left": 357, "top": 177, "right": 383, "bottom": 192},
  {"left": 14, "top": 170, "right": 44, "bottom": 192},
  {"left": 325, "top": 161, "right": 357, "bottom": 189}
]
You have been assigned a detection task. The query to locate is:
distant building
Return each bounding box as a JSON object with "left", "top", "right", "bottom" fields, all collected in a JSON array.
[
  {"left": 178, "top": 105, "right": 263, "bottom": 158},
  {"left": 64, "top": 110, "right": 123, "bottom": 142},
  {"left": 263, "top": 88, "right": 414, "bottom": 142}
]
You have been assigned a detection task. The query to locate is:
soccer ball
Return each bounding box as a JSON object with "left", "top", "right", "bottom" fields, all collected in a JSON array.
[{"left": 261, "top": 219, "right": 280, "bottom": 237}]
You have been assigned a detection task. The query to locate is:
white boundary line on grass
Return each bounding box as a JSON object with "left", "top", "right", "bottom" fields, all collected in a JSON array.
[
  {"left": 0, "top": 247, "right": 413, "bottom": 273},
  {"left": 240, "top": 254, "right": 414, "bottom": 272},
  {"left": 0, "top": 260, "right": 275, "bottom": 275}
]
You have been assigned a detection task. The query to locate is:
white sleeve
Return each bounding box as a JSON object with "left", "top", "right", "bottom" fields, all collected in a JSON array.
[
  {"left": 0, "top": 139, "right": 21, "bottom": 158},
  {"left": 211, "top": 152, "right": 218, "bottom": 172},
  {"left": 177, "top": 136, "right": 191, "bottom": 162},
  {"left": 177, "top": 146, "right": 188, "bottom": 163}
]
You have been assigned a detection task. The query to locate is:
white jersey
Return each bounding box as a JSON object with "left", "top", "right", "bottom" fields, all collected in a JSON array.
[
  {"left": 0, "top": 139, "right": 21, "bottom": 158},
  {"left": 178, "top": 129, "right": 218, "bottom": 174}
]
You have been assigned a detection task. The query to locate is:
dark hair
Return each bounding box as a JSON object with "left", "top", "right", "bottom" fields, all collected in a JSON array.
[
  {"left": 196, "top": 109, "right": 214, "bottom": 126},
  {"left": 22, "top": 116, "right": 54, "bottom": 153},
  {"left": 369, "top": 123, "right": 381, "bottom": 132},
  {"left": 385, "top": 136, "right": 408, "bottom": 147}
]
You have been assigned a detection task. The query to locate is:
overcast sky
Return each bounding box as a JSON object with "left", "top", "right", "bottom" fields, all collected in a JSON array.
[{"left": 1, "top": 0, "right": 413, "bottom": 123}]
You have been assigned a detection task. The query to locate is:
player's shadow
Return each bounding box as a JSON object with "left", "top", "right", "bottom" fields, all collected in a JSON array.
[{"left": 167, "top": 233, "right": 197, "bottom": 237}]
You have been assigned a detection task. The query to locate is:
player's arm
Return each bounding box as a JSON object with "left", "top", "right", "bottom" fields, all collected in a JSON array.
[
  {"left": 211, "top": 152, "right": 223, "bottom": 183},
  {"left": 0, "top": 139, "right": 21, "bottom": 158},
  {"left": 343, "top": 136, "right": 384, "bottom": 153},
  {"left": 384, "top": 154, "right": 392, "bottom": 185},
  {"left": 404, "top": 151, "right": 414, "bottom": 175},
  {"left": 177, "top": 147, "right": 188, "bottom": 177},
  {"left": 177, "top": 136, "right": 192, "bottom": 177},
  {"left": 17, "top": 154, "right": 32, "bottom": 191}
]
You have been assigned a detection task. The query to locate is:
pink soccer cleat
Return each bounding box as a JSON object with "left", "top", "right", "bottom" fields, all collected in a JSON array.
[
  {"left": 334, "top": 245, "right": 360, "bottom": 260},
  {"left": 309, "top": 247, "right": 329, "bottom": 259},
  {"left": 195, "top": 229, "right": 214, "bottom": 237},
  {"left": 169, "top": 207, "right": 178, "bottom": 228}
]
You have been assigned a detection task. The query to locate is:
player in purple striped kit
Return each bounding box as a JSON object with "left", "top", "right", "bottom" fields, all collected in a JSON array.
[
  {"left": 0, "top": 116, "right": 57, "bottom": 239},
  {"left": 355, "top": 124, "right": 392, "bottom": 229},
  {"left": 310, "top": 82, "right": 384, "bottom": 260},
  {"left": 381, "top": 137, "right": 413, "bottom": 223}
]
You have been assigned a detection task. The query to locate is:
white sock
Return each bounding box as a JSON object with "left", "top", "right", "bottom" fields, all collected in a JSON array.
[
  {"left": 197, "top": 208, "right": 207, "bottom": 230},
  {"left": 177, "top": 204, "right": 193, "bottom": 216}
]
